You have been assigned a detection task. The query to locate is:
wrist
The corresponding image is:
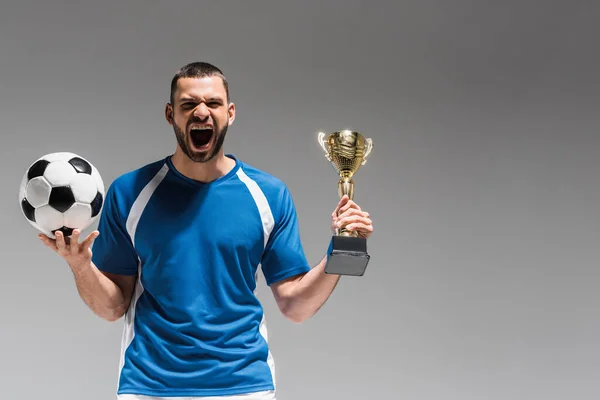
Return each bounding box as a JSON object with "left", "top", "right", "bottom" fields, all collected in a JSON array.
[{"left": 69, "top": 260, "right": 91, "bottom": 275}]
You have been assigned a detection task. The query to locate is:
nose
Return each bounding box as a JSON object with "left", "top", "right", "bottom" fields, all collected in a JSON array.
[{"left": 193, "top": 103, "right": 210, "bottom": 119}]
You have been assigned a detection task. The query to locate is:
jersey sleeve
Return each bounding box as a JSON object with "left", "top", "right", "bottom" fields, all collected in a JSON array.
[
  {"left": 91, "top": 182, "right": 139, "bottom": 276},
  {"left": 260, "top": 185, "right": 311, "bottom": 285}
]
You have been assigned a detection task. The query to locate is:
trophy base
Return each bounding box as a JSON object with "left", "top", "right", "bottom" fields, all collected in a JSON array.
[{"left": 324, "top": 235, "right": 370, "bottom": 276}]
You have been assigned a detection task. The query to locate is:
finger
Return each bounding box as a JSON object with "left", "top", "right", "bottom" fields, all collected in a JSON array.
[
  {"left": 38, "top": 233, "right": 58, "bottom": 252},
  {"left": 332, "top": 195, "right": 350, "bottom": 217},
  {"left": 70, "top": 229, "right": 81, "bottom": 251},
  {"left": 81, "top": 230, "right": 100, "bottom": 249},
  {"left": 338, "top": 214, "right": 371, "bottom": 224},
  {"left": 337, "top": 210, "right": 369, "bottom": 224},
  {"left": 55, "top": 231, "right": 68, "bottom": 254},
  {"left": 339, "top": 199, "right": 361, "bottom": 215},
  {"left": 338, "top": 208, "right": 369, "bottom": 220},
  {"left": 345, "top": 222, "right": 373, "bottom": 234},
  {"left": 337, "top": 215, "right": 372, "bottom": 229}
]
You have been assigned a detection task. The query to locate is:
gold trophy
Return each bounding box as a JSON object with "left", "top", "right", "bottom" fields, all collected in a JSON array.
[{"left": 318, "top": 130, "right": 373, "bottom": 276}]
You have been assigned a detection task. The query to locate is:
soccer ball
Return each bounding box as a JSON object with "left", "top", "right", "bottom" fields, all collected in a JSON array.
[{"left": 19, "top": 152, "right": 105, "bottom": 238}]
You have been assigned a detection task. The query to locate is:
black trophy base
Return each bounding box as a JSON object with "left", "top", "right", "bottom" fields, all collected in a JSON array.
[{"left": 324, "top": 235, "right": 370, "bottom": 276}]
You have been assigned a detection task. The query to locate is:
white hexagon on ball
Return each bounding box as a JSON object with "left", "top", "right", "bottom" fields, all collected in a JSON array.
[
  {"left": 70, "top": 174, "right": 98, "bottom": 203},
  {"left": 44, "top": 160, "right": 77, "bottom": 187},
  {"left": 64, "top": 203, "right": 93, "bottom": 230},
  {"left": 25, "top": 176, "right": 52, "bottom": 208},
  {"left": 19, "top": 151, "right": 106, "bottom": 239},
  {"left": 35, "top": 205, "right": 64, "bottom": 233}
]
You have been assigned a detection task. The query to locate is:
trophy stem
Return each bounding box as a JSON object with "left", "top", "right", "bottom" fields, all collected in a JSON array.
[
  {"left": 338, "top": 176, "right": 354, "bottom": 200},
  {"left": 337, "top": 177, "right": 358, "bottom": 237}
]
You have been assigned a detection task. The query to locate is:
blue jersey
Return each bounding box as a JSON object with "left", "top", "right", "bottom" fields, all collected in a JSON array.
[{"left": 91, "top": 155, "right": 311, "bottom": 398}]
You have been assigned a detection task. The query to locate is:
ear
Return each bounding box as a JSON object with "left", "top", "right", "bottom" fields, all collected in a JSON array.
[
  {"left": 227, "top": 102, "right": 236, "bottom": 126},
  {"left": 165, "top": 103, "right": 174, "bottom": 125}
]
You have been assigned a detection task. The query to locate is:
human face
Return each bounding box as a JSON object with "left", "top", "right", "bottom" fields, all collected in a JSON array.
[{"left": 166, "top": 76, "right": 235, "bottom": 163}]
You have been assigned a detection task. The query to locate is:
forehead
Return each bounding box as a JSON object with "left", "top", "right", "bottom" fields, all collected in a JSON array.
[{"left": 174, "top": 76, "right": 227, "bottom": 101}]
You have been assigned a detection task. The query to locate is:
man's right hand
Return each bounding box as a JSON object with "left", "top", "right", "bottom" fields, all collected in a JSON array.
[{"left": 39, "top": 229, "right": 100, "bottom": 271}]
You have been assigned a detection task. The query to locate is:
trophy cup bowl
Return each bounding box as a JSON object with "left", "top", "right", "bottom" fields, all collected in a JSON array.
[{"left": 318, "top": 130, "right": 373, "bottom": 276}]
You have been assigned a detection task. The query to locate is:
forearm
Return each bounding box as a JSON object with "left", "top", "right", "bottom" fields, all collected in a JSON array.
[
  {"left": 281, "top": 256, "right": 341, "bottom": 323},
  {"left": 70, "top": 262, "right": 128, "bottom": 321}
]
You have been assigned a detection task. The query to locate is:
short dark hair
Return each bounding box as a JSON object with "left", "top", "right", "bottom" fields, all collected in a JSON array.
[{"left": 169, "top": 61, "right": 230, "bottom": 105}]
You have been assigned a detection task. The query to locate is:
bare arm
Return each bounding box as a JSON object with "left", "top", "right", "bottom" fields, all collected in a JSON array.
[
  {"left": 40, "top": 229, "right": 136, "bottom": 322},
  {"left": 70, "top": 264, "right": 136, "bottom": 321},
  {"left": 270, "top": 195, "right": 373, "bottom": 323},
  {"left": 270, "top": 255, "right": 340, "bottom": 323}
]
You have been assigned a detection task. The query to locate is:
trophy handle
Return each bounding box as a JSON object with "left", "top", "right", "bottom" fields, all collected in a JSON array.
[
  {"left": 361, "top": 138, "right": 373, "bottom": 165},
  {"left": 317, "top": 132, "right": 332, "bottom": 162}
]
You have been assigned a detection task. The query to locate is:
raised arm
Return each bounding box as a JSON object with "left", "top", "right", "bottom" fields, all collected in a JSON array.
[{"left": 270, "top": 195, "right": 373, "bottom": 323}]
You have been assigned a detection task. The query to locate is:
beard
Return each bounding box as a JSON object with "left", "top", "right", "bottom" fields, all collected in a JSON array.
[{"left": 173, "top": 118, "right": 228, "bottom": 163}]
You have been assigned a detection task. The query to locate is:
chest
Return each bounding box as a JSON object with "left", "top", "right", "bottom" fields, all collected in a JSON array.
[{"left": 133, "top": 183, "right": 267, "bottom": 275}]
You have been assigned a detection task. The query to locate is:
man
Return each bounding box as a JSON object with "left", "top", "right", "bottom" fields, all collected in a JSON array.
[{"left": 39, "top": 62, "right": 374, "bottom": 400}]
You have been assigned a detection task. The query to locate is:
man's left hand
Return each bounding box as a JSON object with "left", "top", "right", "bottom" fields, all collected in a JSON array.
[{"left": 331, "top": 195, "right": 373, "bottom": 239}]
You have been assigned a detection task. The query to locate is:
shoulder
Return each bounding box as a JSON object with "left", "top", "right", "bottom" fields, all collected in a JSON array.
[
  {"left": 110, "top": 158, "right": 167, "bottom": 194},
  {"left": 238, "top": 161, "right": 290, "bottom": 198},
  {"left": 237, "top": 160, "right": 297, "bottom": 217},
  {"left": 103, "top": 158, "right": 169, "bottom": 218}
]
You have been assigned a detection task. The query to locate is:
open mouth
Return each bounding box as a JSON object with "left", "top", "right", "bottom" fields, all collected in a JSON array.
[{"left": 189, "top": 126, "right": 213, "bottom": 149}]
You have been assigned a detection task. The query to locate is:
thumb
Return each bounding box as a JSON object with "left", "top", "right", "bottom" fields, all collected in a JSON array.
[
  {"left": 333, "top": 195, "right": 349, "bottom": 217},
  {"left": 81, "top": 230, "right": 100, "bottom": 248}
]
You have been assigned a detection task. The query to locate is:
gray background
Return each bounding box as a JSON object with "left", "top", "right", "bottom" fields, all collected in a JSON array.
[{"left": 1, "top": 1, "right": 599, "bottom": 399}]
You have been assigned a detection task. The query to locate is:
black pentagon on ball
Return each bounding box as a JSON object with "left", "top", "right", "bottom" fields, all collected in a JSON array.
[
  {"left": 27, "top": 159, "right": 50, "bottom": 180},
  {"left": 21, "top": 198, "right": 36, "bottom": 222},
  {"left": 53, "top": 226, "right": 74, "bottom": 237},
  {"left": 90, "top": 191, "right": 103, "bottom": 217},
  {"left": 69, "top": 157, "right": 92, "bottom": 174},
  {"left": 49, "top": 186, "right": 75, "bottom": 213}
]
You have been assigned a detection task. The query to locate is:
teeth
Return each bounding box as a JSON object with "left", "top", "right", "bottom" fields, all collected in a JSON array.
[{"left": 190, "top": 124, "right": 212, "bottom": 130}]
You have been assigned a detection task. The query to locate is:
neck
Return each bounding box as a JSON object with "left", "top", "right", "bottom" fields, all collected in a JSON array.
[{"left": 171, "top": 148, "right": 236, "bottom": 183}]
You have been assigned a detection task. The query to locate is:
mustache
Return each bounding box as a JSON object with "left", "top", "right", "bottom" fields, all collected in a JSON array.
[{"left": 187, "top": 118, "right": 211, "bottom": 128}]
